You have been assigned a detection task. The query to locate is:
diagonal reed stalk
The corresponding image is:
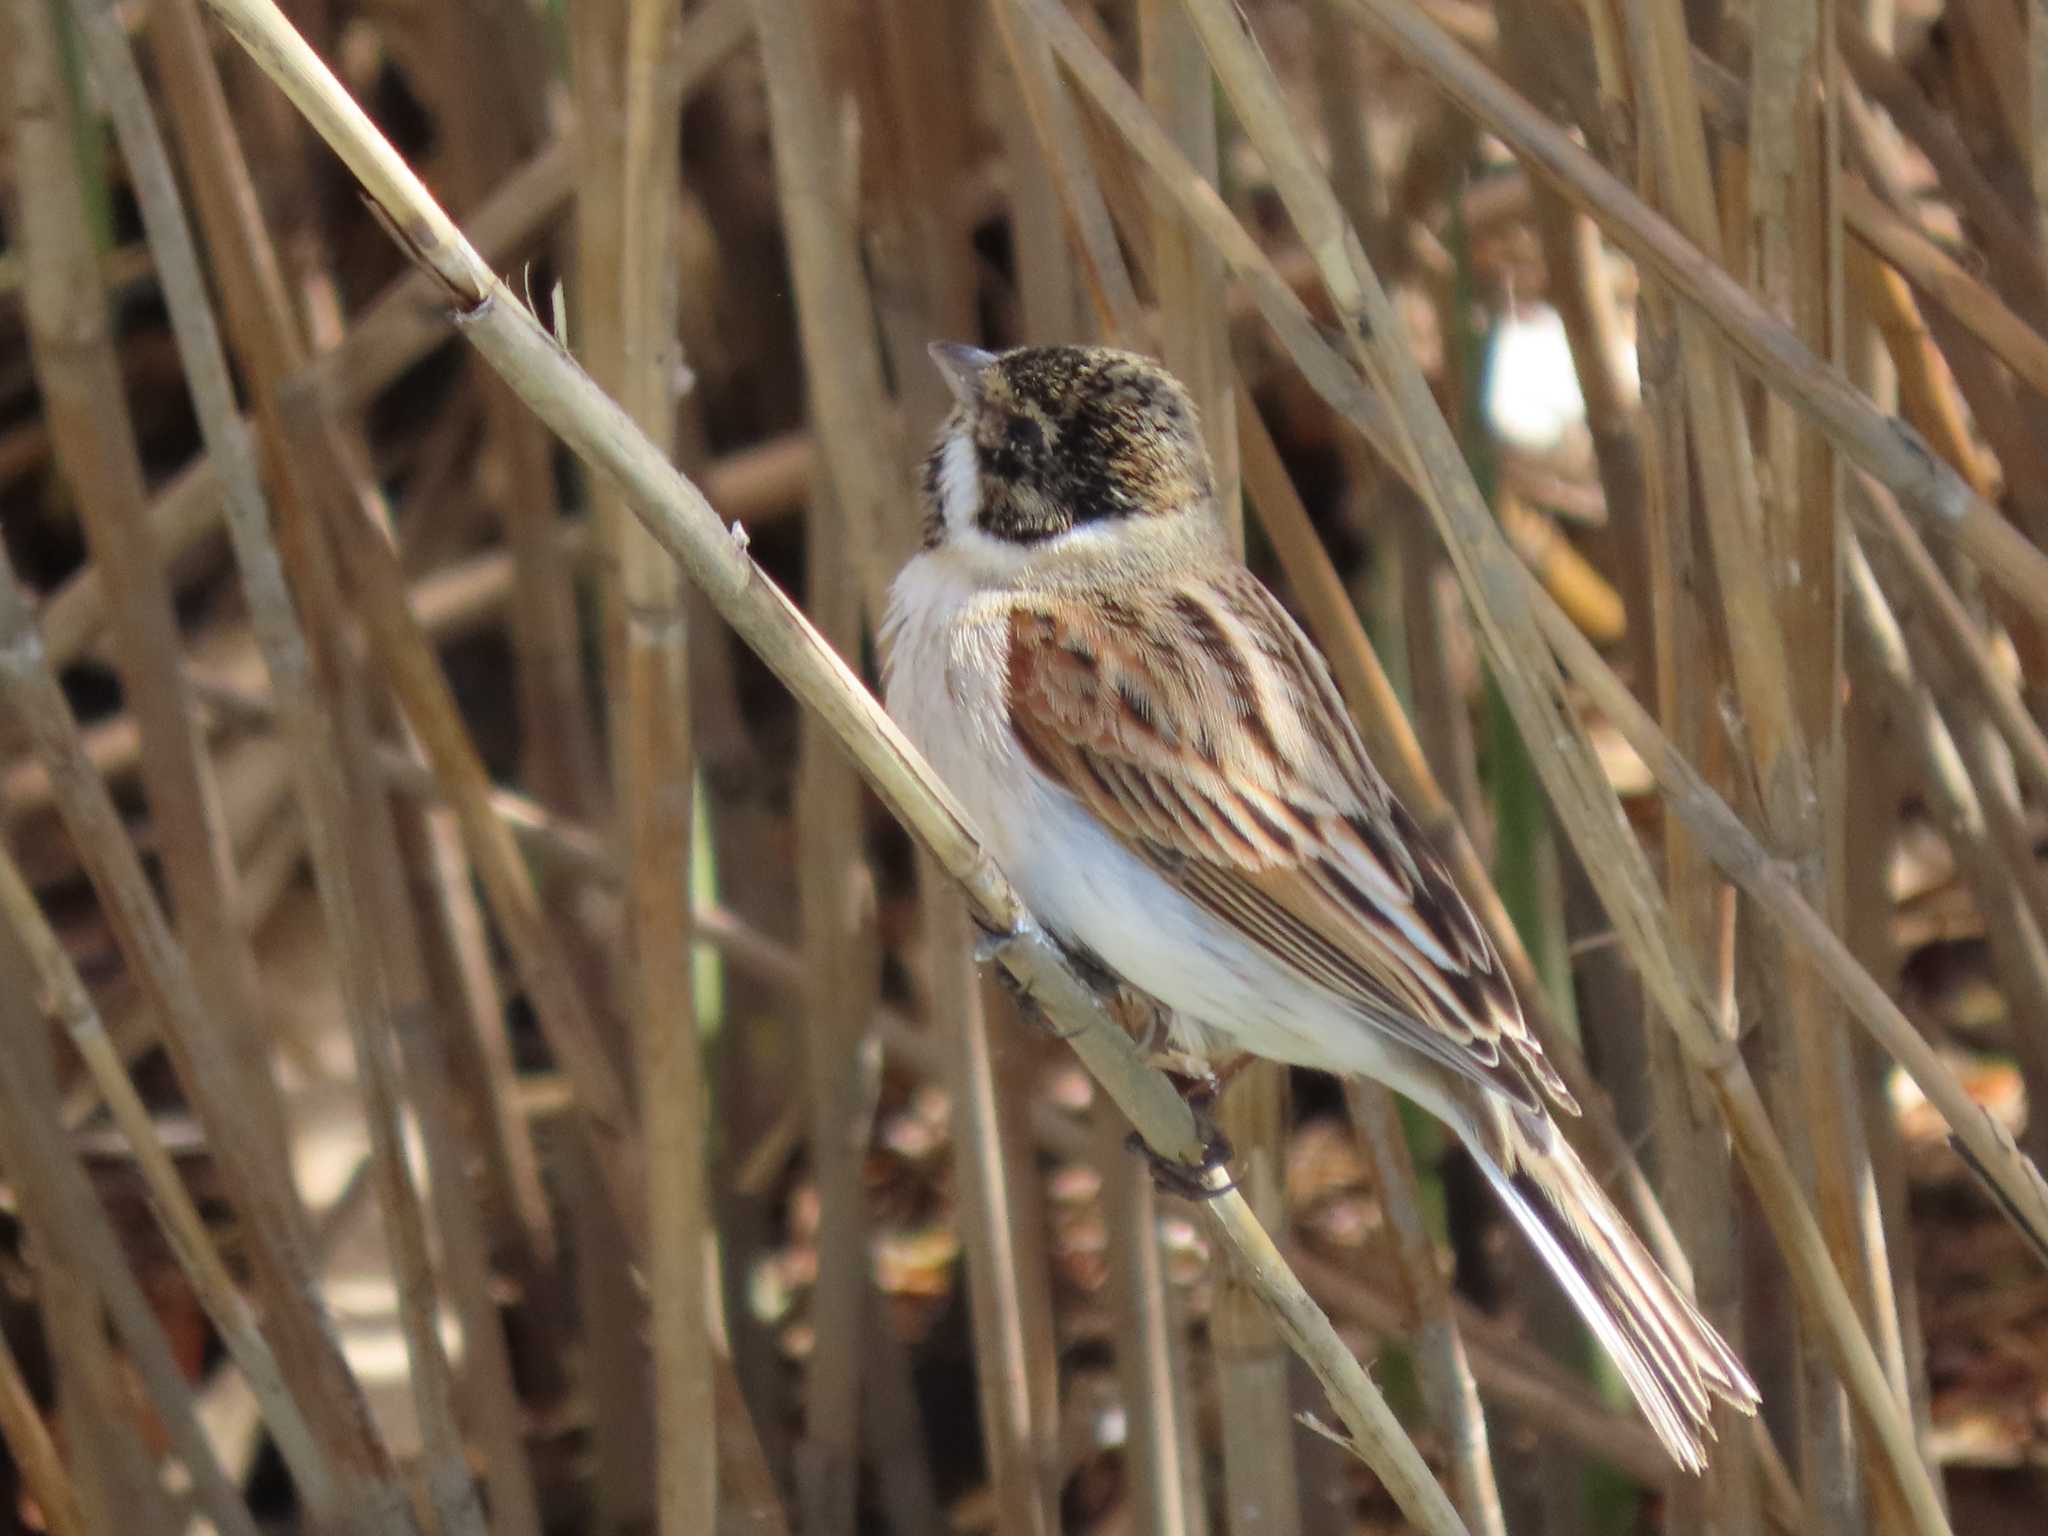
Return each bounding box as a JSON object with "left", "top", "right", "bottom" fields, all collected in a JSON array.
[
  {"left": 189, "top": 0, "right": 1472, "bottom": 1528},
  {"left": 0, "top": 1317, "right": 88, "bottom": 1536},
  {"left": 0, "top": 951, "right": 267, "bottom": 1536},
  {"left": 0, "top": 838, "right": 326, "bottom": 1487}
]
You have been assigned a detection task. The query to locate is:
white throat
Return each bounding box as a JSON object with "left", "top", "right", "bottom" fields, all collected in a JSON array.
[{"left": 937, "top": 430, "right": 981, "bottom": 538}]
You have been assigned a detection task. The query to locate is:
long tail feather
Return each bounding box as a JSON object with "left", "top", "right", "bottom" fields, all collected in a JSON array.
[{"left": 1467, "top": 1110, "right": 1760, "bottom": 1472}]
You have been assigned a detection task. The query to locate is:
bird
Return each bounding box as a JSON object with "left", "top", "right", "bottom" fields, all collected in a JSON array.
[{"left": 880, "top": 340, "right": 1761, "bottom": 1472}]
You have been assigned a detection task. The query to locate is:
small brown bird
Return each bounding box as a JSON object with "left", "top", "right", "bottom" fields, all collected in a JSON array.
[{"left": 881, "top": 342, "right": 1759, "bottom": 1470}]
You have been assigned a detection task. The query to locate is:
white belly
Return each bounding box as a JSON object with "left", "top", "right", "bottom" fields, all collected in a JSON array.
[{"left": 881, "top": 553, "right": 1461, "bottom": 1124}]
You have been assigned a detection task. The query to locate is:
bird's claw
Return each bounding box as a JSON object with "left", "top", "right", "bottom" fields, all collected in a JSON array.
[
  {"left": 1125, "top": 1126, "right": 1236, "bottom": 1200},
  {"left": 977, "top": 936, "right": 1088, "bottom": 1039}
]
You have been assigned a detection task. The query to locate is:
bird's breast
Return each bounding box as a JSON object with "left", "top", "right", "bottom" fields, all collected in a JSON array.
[{"left": 882, "top": 553, "right": 1030, "bottom": 853}]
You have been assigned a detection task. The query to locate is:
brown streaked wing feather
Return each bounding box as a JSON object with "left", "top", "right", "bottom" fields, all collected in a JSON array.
[{"left": 1005, "top": 571, "right": 1574, "bottom": 1117}]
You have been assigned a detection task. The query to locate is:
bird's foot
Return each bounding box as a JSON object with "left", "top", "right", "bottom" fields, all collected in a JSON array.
[
  {"left": 974, "top": 929, "right": 1090, "bottom": 1039},
  {"left": 1125, "top": 1125, "right": 1235, "bottom": 1200},
  {"left": 993, "top": 963, "right": 1090, "bottom": 1040},
  {"left": 1126, "top": 1075, "right": 1236, "bottom": 1199},
  {"left": 1126, "top": 1057, "right": 1261, "bottom": 1197}
]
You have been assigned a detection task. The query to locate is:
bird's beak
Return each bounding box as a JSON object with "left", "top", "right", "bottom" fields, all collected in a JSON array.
[{"left": 928, "top": 341, "right": 996, "bottom": 408}]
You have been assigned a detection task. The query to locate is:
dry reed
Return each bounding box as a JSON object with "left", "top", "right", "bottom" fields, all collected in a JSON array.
[{"left": 4, "top": 4, "right": 2048, "bottom": 1535}]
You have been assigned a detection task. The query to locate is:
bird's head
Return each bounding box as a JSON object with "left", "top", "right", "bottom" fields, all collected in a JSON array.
[{"left": 920, "top": 344, "right": 1217, "bottom": 563}]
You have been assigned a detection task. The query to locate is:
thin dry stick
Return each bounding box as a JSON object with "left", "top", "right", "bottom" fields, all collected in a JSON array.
[
  {"left": 320, "top": 696, "right": 531, "bottom": 1536},
  {"left": 1336, "top": 0, "right": 2048, "bottom": 631},
  {"left": 0, "top": 586, "right": 418, "bottom": 1536},
  {"left": 417, "top": 0, "right": 604, "bottom": 821},
  {"left": 33, "top": 138, "right": 574, "bottom": 674},
  {"left": 129, "top": 0, "right": 571, "bottom": 1375},
  {"left": 36, "top": 1199, "right": 175, "bottom": 1536},
  {"left": 73, "top": 5, "right": 491, "bottom": 1520},
  {"left": 1848, "top": 251, "right": 1997, "bottom": 500},
  {"left": 837, "top": 18, "right": 990, "bottom": 1534},
  {"left": 996, "top": 4, "right": 1085, "bottom": 341},
  {"left": 316, "top": 474, "right": 646, "bottom": 1212},
  {"left": 11, "top": 0, "right": 292, "bottom": 1188},
  {"left": 1740, "top": 1, "right": 1878, "bottom": 1521},
  {"left": 191, "top": 2, "right": 1467, "bottom": 1526},
  {"left": 358, "top": 816, "right": 549, "bottom": 1531},
  {"left": 1347, "top": 1083, "right": 1507, "bottom": 1535},
  {"left": 0, "top": 1321, "right": 88, "bottom": 1536},
  {"left": 1506, "top": 14, "right": 1763, "bottom": 1529},
  {"left": 925, "top": 856, "right": 1062, "bottom": 1536},
  {"left": 1846, "top": 538, "right": 2048, "bottom": 1176},
  {"left": 1852, "top": 474, "right": 2048, "bottom": 810},
  {"left": 1838, "top": 19, "right": 2048, "bottom": 325},
  {"left": 0, "top": 986, "right": 265, "bottom": 1536},
  {"left": 567, "top": 1, "right": 663, "bottom": 1510},
  {"left": 987, "top": 0, "right": 1145, "bottom": 343},
  {"left": 1095, "top": 1097, "right": 1204, "bottom": 1536},
  {"left": 617, "top": 0, "right": 716, "bottom": 1526},
  {"left": 1929, "top": 680, "right": 2048, "bottom": 1173},
  {"left": 1284, "top": 1245, "right": 1668, "bottom": 1491},
  {"left": 1840, "top": 13, "right": 1945, "bottom": 1481},
  {"left": 385, "top": 936, "right": 550, "bottom": 1536},
  {"left": 1841, "top": 178, "right": 2048, "bottom": 403},
  {"left": 404, "top": 790, "right": 567, "bottom": 1370},
  {"left": 864, "top": 0, "right": 975, "bottom": 435},
  {"left": 745, "top": 0, "right": 906, "bottom": 613},
  {"left": 748, "top": 4, "right": 898, "bottom": 1529},
  {"left": 1641, "top": 179, "right": 1769, "bottom": 1536},
  {"left": 0, "top": 839, "right": 330, "bottom": 1491},
  {"left": 1140, "top": 0, "right": 1239, "bottom": 516}
]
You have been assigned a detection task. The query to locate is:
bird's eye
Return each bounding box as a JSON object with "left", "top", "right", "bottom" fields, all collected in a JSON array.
[{"left": 1004, "top": 415, "right": 1045, "bottom": 454}]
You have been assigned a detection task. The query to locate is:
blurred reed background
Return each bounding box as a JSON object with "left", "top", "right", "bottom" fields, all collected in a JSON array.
[{"left": 1, "top": 0, "right": 2046, "bottom": 1533}]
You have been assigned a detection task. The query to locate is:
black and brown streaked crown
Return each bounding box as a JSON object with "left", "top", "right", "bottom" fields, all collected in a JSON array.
[{"left": 923, "top": 344, "right": 1216, "bottom": 546}]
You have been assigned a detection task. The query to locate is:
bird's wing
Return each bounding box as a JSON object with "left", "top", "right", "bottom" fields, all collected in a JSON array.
[{"left": 1004, "top": 566, "right": 1574, "bottom": 1116}]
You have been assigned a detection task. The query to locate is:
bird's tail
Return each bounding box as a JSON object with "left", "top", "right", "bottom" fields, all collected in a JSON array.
[{"left": 1466, "top": 1108, "right": 1760, "bottom": 1472}]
